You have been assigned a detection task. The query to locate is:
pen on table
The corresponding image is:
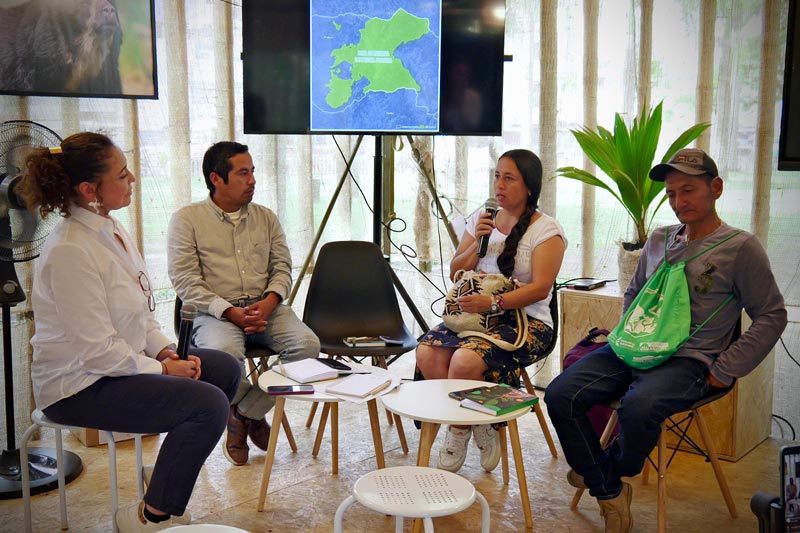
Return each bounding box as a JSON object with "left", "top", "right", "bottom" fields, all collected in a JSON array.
[{"left": 277, "top": 358, "right": 286, "bottom": 375}]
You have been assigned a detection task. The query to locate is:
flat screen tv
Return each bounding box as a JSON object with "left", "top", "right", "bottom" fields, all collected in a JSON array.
[
  {"left": 779, "top": 0, "right": 800, "bottom": 170},
  {"left": 0, "top": 0, "right": 158, "bottom": 99},
  {"left": 242, "top": 0, "right": 506, "bottom": 136}
]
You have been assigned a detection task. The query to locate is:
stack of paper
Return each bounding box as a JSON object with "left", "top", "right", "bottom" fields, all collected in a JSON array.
[
  {"left": 325, "top": 373, "right": 392, "bottom": 398},
  {"left": 274, "top": 359, "right": 342, "bottom": 383}
]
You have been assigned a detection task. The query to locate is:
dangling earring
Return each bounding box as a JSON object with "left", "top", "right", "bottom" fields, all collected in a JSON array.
[{"left": 89, "top": 198, "right": 103, "bottom": 215}]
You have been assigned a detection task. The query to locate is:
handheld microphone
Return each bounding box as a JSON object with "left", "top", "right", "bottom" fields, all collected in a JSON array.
[
  {"left": 177, "top": 303, "right": 197, "bottom": 360},
  {"left": 476, "top": 198, "right": 499, "bottom": 258}
]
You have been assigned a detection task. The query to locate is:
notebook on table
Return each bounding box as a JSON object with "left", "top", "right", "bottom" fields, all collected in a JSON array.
[
  {"left": 273, "top": 358, "right": 352, "bottom": 383},
  {"left": 325, "top": 373, "right": 392, "bottom": 399}
]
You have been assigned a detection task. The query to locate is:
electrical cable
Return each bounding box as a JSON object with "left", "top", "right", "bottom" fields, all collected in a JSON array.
[
  {"left": 330, "top": 136, "right": 449, "bottom": 310},
  {"left": 772, "top": 414, "right": 796, "bottom": 441},
  {"left": 779, "top": 336, "right": 800, "bottom": 369}
]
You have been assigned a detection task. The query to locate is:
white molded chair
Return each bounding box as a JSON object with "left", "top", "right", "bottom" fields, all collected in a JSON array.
[
  {"left": 20, "top": 409, "right": 144, "bottom": 533},
  {"left": 334, "top": 466, "right": 490, "bottom": 532}
]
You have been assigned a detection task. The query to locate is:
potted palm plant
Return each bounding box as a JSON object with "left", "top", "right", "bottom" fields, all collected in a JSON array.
[{"left": 556, "top": 101, "right": 710, "bottom": 288}]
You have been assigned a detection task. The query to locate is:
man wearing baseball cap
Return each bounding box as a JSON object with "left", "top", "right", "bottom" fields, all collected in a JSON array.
[{"left": 545, "top": 148, "right": 787, "bottom": 532}]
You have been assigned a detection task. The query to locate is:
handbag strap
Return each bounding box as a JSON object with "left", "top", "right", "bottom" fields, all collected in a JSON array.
[{"left": 456, "top": 308, "right": 529, "bottom": 352}]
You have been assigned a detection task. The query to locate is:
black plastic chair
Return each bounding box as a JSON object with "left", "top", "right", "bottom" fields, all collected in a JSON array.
[
  {"left": 517, "top": 283, "right": 559, "bottom": 458},
  {"left": 302, "top": 241, "right": 418, "bottom": 367},
  {"left": 301, "top": 241, "right": 417, "bottom": 452}
]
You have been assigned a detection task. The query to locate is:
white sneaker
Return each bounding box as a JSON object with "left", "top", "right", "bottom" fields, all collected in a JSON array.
[
  {"left": 115, "top": 501, "right": 175, "bottom": 532},
  {"left": 437, "top": 426, "right": 471, "bottom": 472},
  {"left": 141, "top": 466, "right": 191, "bottom": 525},
  {"left": 472, "top": 424, "right": 501, "bottom": 472}
]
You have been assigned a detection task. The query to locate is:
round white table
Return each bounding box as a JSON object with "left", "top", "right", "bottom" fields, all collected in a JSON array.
[
  {"left": 380, "top": 379, "right": 536, "bottom": 531},
  {"left": 255, "top": 363, "right": 400, "bottom": 512}
]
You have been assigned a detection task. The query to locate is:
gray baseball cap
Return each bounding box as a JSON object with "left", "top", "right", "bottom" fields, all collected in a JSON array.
[{"left": 649, "top": 148, "right": 719, "bottom": 181}]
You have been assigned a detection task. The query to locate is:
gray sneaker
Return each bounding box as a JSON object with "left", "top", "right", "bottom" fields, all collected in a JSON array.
[
  {"left": 437, "top": 426, "right": 471, "bottom": 472},
  {"left": 472, "top": 424, "right": 501, "bottom": 472}
]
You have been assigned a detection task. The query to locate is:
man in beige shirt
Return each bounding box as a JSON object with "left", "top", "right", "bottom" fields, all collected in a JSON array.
[{"left": 168, "top": 141, "right": 320, "bottom": 466}]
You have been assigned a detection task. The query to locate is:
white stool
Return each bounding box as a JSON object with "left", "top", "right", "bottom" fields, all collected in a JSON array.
[
  {"left": 162, "top": 526, "right": 250, "bottom": 532},
  {"left": 20, "top": 409, "right": 144, "bottom": 533},
  {"left": 334, "top": 466, "right": 490, "bottom": 532}
]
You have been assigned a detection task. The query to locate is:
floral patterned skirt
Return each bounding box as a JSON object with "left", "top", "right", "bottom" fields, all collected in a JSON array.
[{"left": 415, "top": 314, "right": 554, "bottom": 388}]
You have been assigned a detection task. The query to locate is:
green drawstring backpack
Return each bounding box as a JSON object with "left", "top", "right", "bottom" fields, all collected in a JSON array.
[{"left": 608, "top": 229, "right": 741, "bottom": 370}]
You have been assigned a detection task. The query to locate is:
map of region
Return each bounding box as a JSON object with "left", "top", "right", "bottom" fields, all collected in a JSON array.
[{"left": 310, "top": 1, "right": 441, "bottom": 132}]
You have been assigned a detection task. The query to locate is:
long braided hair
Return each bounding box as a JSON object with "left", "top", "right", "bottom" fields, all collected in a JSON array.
[{"left": 496, "top": 149, "right": 543, "bottom": 277}]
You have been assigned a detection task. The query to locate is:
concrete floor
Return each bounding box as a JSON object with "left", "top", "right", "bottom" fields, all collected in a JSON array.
[{"left": 0, "top": 352, "right": 789, "bottom": 532}]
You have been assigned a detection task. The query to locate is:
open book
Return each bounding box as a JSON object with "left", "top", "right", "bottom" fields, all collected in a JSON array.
[
  {"left": 274, "top": 358, "right": 351, "bottom": 384},
  {"left": 448, "top": 384, "right": 538, "bottom": 416},
  {"left": 325, "top": 373, "right": 392, "bottom": 399}
]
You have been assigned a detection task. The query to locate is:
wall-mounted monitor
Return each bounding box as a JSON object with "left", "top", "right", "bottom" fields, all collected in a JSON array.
[
  {"left": 242, "top": 0, "right": 506, "bottom": 136},
  {"left": 779, "top": 0, "right": 800, "bottom": 170},
  {"left": 0, "top": 0, "right": 158, "bottom": 99}
]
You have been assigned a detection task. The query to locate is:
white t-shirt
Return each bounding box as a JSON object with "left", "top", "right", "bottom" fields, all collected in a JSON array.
[
  {"left": 30, "top": 206, "right": 172, "bottom": 409},
  {"left": 463, "top": 210, "right": 567, "bottom": 328}
]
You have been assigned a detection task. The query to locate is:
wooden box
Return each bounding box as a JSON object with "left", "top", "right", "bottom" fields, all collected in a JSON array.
[{"left": 70, "top": 428, "right": 142, "bottom": 447}]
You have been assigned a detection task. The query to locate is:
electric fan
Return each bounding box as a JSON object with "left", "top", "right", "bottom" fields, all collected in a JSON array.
[{"left": 0, "top": 120, "right": 82, "bottom": 499}]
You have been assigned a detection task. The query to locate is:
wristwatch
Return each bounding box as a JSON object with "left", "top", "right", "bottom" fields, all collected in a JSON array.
[{"left": 489, "top": 295, "right": 500, "bottom": 314}]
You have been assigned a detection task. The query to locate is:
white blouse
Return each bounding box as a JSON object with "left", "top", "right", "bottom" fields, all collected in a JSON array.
[
  {"left": 30, "top": 206, "right": 173, "bottom": 410},
  {"left": 464, "top": 210, "right": 567, "bottom": 328}
]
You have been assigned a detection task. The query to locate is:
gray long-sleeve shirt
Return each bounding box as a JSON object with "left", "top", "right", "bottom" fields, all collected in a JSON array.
[
  {"left": 623, "top": 223, "right": 787, "bottom": 386},
  {"left": 167, "top": 197, "right": 293, "bottom": 319}
]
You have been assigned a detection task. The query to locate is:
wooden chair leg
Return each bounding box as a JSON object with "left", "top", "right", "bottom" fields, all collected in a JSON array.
[
  {"left": 331, "top": 402, "right": 339, "bottom": 475},
  {"left": 312, "top": 403, "right": 330, "bottom": 458},
  {"left": 571, "top": 409, "right": 619, "bottom": 508},
  {"left": 657, "top": 426, "right": 667, "bottom": 533},
  {"left": 522, "top": 370, "right": 558, "bottom": 457},
  {"left": 393, "top": 414, "right": 409, "bottom": 454},
  {"left": 374, "top": 356, "right": 395, "bottom": 426},
  {"left": 247, "top": 358, "right": 259, "bottom": 386},
  {"left": 281, "top": 415, "right": 298, "bottom": 453},
  {"left": 499, "top": 425, "right": 509, "bottom": 485},
  {"left": 694, "top": 408, "right": 738, "bottom": 518},
  {"left": 305, "top": 402, "right": 319, "bottom": 428}
]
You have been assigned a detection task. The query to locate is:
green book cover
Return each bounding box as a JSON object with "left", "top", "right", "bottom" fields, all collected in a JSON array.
[{"left": 448, "top": 384, "right": 538, "bottom": 416}]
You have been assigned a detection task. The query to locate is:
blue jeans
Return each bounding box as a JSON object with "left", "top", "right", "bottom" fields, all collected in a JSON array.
[
  {"left": 544, "top": 344, "right": 710, "bottom": 499},
  {"left": 43, "top": 348, "right": 240, "bottom": 516},
  {"left": 192, "top": 302, "right": 320, "bottom": 419}
]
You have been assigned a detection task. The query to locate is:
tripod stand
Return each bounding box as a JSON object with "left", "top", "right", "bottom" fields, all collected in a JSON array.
[{"left": 288, "top": 134, "right": 453, "bottom": 333}]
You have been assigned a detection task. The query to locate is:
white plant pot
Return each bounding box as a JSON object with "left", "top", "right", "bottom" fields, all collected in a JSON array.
[{"left": 617, "top": 244, "right": 642, "bottom": 292}]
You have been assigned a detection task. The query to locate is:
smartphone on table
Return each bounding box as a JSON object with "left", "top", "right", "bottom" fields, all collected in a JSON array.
[
  {"left": 266, "top": 384, "right": 314, "bottom": 395},
  {"left": 782, "top": 444, "right": 800, "bottom": 532},
  {"left": 315, "top": 358, "right": 352, "bottom": 372}
]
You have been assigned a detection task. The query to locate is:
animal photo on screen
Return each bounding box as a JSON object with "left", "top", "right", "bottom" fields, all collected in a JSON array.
[{"left": 0, "top": 0, "right": 155, "bottom": 97}]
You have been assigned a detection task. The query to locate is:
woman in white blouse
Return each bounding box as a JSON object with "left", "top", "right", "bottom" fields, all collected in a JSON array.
[{"left": 19, "top": 132, "right": 241, "bottom": 532}]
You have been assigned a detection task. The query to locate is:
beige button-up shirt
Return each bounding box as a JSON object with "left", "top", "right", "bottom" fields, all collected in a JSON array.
[{"left": 167, "top": 197, "right": 293, "bottom": 319}]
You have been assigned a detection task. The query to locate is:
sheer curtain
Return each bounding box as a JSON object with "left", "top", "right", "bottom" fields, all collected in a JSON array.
[{"left": 0, "top": 0, "right": 796, "bottom": 442}]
